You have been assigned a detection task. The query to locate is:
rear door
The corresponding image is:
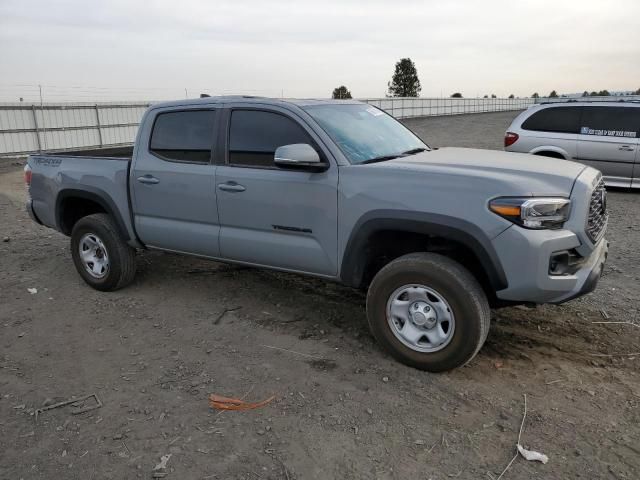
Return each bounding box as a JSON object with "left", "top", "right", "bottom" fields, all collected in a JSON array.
[
  {"left": 577, "top": 106, "right": 640, "bottom": 188},
  {"left": 215, "top": 105, "right": 339, "bottom": 276},
  {"left": 131, "top": 107, "right": 221, "bottom": 256},
  {"left": 519, "top": 105, "right": 582, "bottom": 158}
]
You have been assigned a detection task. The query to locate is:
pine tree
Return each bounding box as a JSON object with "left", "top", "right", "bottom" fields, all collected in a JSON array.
[{"left": 387, "top": 58, "right": 421, "bottom": 97}]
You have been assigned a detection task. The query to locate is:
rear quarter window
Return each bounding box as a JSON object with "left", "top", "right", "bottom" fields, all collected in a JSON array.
[
  {"left": 521, "top": 106, "right": 582, "bottom": 134},
  {"left": 579, "top": 106, "right": 640, "bottom": 138}
]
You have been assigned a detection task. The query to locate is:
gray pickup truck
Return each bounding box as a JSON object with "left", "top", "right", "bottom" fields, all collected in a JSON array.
[{"left": 25, "top": 97, "right": 609, "bottom": 372}]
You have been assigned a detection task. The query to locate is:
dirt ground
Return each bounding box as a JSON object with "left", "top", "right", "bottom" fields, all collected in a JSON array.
[{"left": 1, "top": 111, "right": 639, "bottom": 480}]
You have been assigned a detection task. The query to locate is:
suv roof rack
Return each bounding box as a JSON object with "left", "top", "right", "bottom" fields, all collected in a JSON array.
[{"left": 538, "top": 98, "right": 640, "bottom": 105}]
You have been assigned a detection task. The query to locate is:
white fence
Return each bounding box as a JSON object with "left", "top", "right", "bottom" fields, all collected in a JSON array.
[
  {"left": 0, "top": 102, "right": 150, "bottom": 157},
  {"left": 362, "top": 97, "right": 535, "bottom": 119},
  {"left": 3, "top": 96, "right": 636, "bottom": 157}
]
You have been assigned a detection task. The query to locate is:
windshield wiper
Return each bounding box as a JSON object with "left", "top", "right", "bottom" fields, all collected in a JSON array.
[
  {"left": 360, "top": 154, "right": 402, "bottom": 164},
  {"left": 360, "top": 148, "right": 428, "bottom": 165},
  {"left": 401, "top": 147, "right": 428, "bottom": 155}
]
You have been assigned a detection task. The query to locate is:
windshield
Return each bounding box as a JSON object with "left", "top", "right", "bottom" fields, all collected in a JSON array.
[{"left": 303, "top": 104, "right": 428, "bottom": 164}]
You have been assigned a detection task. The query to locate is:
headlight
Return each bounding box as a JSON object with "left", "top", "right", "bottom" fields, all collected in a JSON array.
[{"left": 489, "top": 197, "right": 571, "bottom": 229}]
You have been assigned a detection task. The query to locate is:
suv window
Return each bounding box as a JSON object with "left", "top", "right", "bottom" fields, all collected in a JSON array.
[
  {"left": 229, "top": 110, "right": 312, "bottom": 167},
  {"left": 150, "top": 110, "right": 215, "bottom": 163},
  {"left": 521, "top": 106, "right": 582, "bottom": 134},
  {"left": 580, "top": 106, "right": 639, "bottom": 138}
]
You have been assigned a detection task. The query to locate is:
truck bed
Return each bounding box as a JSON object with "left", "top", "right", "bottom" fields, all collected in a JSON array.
[
  {"left": 47, "top": 146, "right": 134, "bottom": 158},
  {"left": 27, "top": 149, "right": 137, "bottom": 244}
]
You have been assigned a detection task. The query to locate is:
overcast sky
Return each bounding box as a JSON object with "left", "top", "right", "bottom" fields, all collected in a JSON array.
[{"left": 1, "top": 0, "right": 639, "bottom": 101}]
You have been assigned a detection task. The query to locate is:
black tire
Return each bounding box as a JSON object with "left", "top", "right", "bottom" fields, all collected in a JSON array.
[
  {"left": 366, "top": 252, "right": 490, "bottom": 372},
  {"left": 70, "top": 213, "right": 136, "bottom": 291}
]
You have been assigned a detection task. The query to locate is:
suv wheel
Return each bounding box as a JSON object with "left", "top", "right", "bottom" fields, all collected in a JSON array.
[
  {"left": 366, "top": 253, "right": 490, "bottom": 372},
  {"left": 70, "top": 213, "right": 136, "bottom": 291}
]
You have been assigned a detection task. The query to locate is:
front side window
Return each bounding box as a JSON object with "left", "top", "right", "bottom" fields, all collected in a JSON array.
[
  {"left": 304, "top": 104, "right": 426, "bottom": 164},
  {"left": 150, "top": 110, "right": 215, "bottom": 163},
  {"left": 521, "top": 106, "right": 582, "bottom": 134},
  {"left": 228, "top": 110, "right": 313, "bottom": 167},
  {"left": 580, "top": 107, "right": 639, "bottom": 138}
]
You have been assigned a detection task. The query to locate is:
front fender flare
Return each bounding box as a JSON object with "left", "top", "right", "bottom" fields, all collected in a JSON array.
[{"left": 340, "top": 210, "right": 508, "bottom": 292}]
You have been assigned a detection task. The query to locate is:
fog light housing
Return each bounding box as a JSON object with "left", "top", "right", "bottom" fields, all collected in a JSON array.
[{"left": 549, "top": 250, "right": 583, "bottom": 276}]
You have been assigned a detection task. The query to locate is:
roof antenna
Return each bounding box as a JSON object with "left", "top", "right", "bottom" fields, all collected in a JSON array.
[{"left": 200, "top": 93, "right": 211, "bottom": 98}]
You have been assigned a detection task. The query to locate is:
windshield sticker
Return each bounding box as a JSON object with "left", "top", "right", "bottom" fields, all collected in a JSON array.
[
  {"left": 366, "top": 106, "right": 384, "bottom": 116},
  {"left": 580, "top": 126, "right": 637, "bottom": 138}
]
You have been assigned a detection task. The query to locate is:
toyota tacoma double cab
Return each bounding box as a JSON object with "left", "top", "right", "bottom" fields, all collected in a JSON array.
[{"left": 25, "top": 97, "right": 609, "bottom": 372}]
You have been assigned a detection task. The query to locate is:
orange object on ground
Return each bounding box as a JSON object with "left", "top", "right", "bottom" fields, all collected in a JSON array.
[{"left": 208, "top": 394, "right": 275, "bottom": 411}]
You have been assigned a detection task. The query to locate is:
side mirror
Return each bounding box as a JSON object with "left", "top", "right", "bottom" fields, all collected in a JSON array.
[{"left": 274, "top": 144, "right": 327, "bottom": 172}]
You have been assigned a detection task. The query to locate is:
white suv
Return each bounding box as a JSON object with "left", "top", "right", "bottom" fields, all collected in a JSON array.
[{"left": 505, "top": 101, "right": 640, "bottom": 188}]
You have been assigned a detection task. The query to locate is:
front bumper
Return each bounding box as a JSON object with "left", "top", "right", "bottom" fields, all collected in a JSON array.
[
  {"left": 493, "top": 224, "right": 608, "bottom": 304},
  {"left": 556, "top": 239, "right": 608, "bottom": 303}
]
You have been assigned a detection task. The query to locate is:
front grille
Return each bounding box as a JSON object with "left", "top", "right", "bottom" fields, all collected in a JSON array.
[{"left": 586, "top": 178, "right": 608, "bottom": 242}]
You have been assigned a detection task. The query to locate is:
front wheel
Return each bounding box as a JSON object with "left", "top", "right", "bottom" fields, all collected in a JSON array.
[
  {"left": 366, "top": 253, "right": 490, "bottom": 372},
  {"left": 70, "top": 213, "right": 136, "bottom": 291}
]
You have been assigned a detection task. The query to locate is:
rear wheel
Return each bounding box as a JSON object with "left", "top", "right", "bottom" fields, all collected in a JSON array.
[
  {"left": 366, "top": 253, "right": 490, "bottom": 372},
  {"left": 70, "top": 213, "right": 136, "bottom": 291},
  {"left": 534, "top": 151, "right": 565, "bottom": 159}
]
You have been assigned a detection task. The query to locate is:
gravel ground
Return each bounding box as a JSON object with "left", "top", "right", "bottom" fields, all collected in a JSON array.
[
  {"left": 403, "top": 110, "right": 519, "bottom": 150},
  {"left": 1, "top": 111, "right": 639, "bottom": 480}
]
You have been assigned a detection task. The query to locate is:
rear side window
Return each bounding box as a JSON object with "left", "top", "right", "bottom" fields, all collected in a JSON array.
[
  {"left": 228, "top": 110, "right": 312, "bottom": 167},
  {"left": 521, "top": 106, "right": 582, "bottom": 134},
  {"left": 580, "top": 107, "right": 639, "bottom": 138},
  {"left": 150, "top": 110, "right": 215, "bottom": 163}
]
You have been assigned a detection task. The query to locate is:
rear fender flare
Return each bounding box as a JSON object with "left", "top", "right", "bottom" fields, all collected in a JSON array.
[{"left": 55, "top": 188, "right": 130, "bottom": 241}]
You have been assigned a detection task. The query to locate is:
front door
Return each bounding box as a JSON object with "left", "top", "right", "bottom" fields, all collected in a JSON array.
[
  {"left": 131, "top": 107, "right": 221, "bottom": 257},
  {"left": 216, "top": 106, "right": 339, "bottom": 276},
  {"left": 577, "top": 106, "right": 640, "bottom": 188}
]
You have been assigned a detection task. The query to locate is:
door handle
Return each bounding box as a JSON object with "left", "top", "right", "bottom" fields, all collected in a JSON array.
[
  {"left": 619, "top": 145, "right": 635, "bottom": 151},
  {"left": 218, "top": 182, "right": 246, "bottom": 192},
  {"left": 137, "top": 175, "right": 160, "bottom": 185}
]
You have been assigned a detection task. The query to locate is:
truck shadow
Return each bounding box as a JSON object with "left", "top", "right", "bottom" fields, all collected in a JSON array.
[{"left": 133, "top": 250, "right": 635, "bottom": 371}]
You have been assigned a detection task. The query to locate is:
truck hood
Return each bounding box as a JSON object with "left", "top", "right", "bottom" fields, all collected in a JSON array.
[{"left": 377, "top": 147, "right": 586, "bottom": 196}]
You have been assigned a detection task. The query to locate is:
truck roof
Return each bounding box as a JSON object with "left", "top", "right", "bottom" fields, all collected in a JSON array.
[{"left": 150, "top": 96, "right": 363, "bottom": 110}]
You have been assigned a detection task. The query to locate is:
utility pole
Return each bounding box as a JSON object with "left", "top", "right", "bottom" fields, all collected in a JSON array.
[
  {"left": 38, "top": 84, "right": 47, "bottom": 151},
  {"left": 185, "top": 88, "right": 188, "bottom": 99}
]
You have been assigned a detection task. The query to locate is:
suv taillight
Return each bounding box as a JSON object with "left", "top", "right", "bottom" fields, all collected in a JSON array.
[
  {"left": 504, "top": 131, "right": 519, "bottom": 148},
  {"left": 24, "top": 164, "right": 32, "bottom": 190}
]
